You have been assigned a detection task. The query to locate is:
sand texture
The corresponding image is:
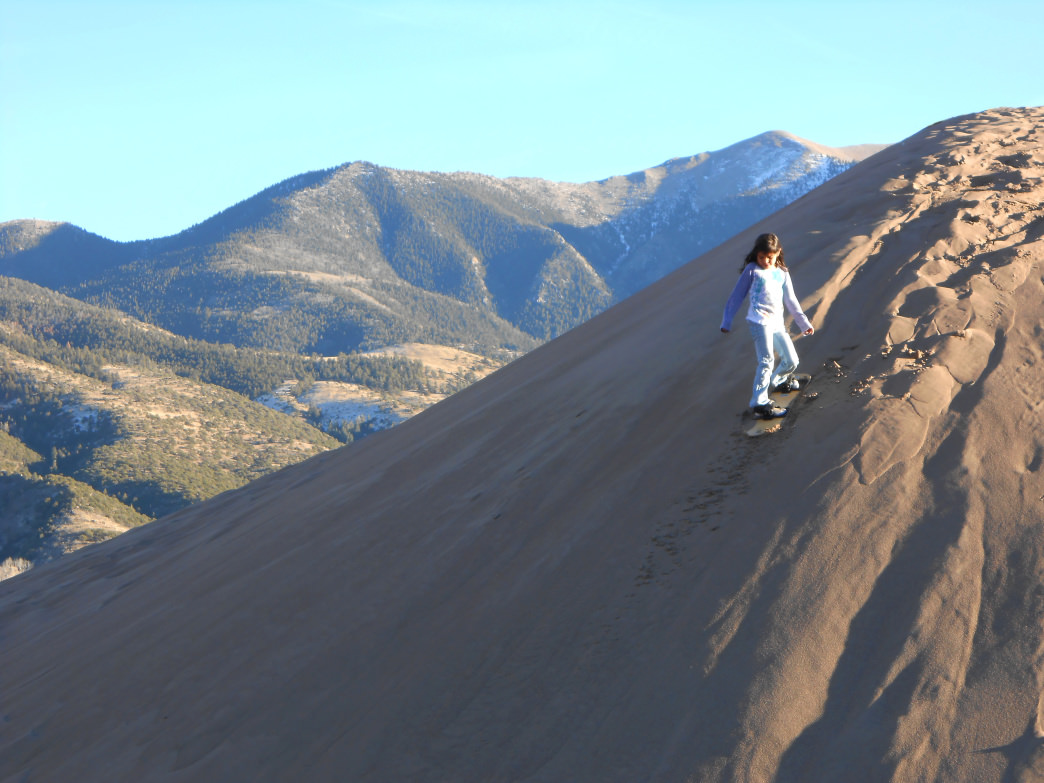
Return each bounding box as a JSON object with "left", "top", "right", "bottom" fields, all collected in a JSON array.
[{"left": 2, "top": 106, "right": 1044, "bottom": 782}]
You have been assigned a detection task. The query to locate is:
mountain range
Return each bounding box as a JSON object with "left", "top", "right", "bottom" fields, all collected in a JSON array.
[
  {"left": 0, "top": 131, "right": 880, "bottom": 351},
  {"left": 2, "top": 105, "right": 1042, "bottom": 781}
]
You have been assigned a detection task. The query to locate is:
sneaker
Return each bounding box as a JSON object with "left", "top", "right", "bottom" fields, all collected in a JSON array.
[
  {"left": 772, "top": 377, "right": 801, "bottom": 394},
  {"left": 752, "top": 403, "right": 787, "bottom": 420}
]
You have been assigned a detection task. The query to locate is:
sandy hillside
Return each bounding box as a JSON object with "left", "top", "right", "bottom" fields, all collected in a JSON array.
[{"left": 2, "top": 106, "right": 1043, "bottom": 783}]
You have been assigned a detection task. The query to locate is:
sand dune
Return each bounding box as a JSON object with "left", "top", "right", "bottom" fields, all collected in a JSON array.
[{"left": 2, "top": 106, "right": 1043, "bottom": 782}]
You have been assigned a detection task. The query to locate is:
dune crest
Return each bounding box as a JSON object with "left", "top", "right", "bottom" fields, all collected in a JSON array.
[
  {"left": 2, "top": 107, "right": 1044, "bottom": 782},
  {"left": 687, "top": 106, "right": 1044, "bottom": 782}
]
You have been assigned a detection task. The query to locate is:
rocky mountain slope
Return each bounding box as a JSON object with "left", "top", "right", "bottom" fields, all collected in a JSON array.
[
  {"left": 1, "top": 106, "right": 1041, "bottom": 781},
  {"left": 0, "top": 132, "right": 880, "bottom": 351}
]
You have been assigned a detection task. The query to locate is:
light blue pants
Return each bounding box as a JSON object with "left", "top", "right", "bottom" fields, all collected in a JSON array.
[{"left": 748, "top": 321, "right": 799, "bottom": 407}]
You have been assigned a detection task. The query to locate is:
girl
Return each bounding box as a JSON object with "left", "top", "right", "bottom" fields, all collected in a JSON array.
[{"left": 720, "top": 233, "right": 815, "bottom": 419}]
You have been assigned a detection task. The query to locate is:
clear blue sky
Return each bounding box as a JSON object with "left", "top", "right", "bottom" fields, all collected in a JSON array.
[{"left": 3, "top": 0, "right": 1042, "bottom": 242}]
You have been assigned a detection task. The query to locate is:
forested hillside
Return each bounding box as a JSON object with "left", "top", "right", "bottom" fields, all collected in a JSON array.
[{"left": 0, "top": 277, "right": 466, "bottom": 578}]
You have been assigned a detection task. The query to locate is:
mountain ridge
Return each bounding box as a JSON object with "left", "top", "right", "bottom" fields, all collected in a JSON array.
[{"left": 0, "top": 131, "right": 884, "bottom": 350}]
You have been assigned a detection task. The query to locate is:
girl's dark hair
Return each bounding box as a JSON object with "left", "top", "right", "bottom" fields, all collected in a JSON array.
[{"left": 741, "top": 232, "right": 787, "bottom": 271}]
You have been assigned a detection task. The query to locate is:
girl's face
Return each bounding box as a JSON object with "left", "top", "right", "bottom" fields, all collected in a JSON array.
[{"left": 756, "top": 250, "right": 780, "bottom": 269}]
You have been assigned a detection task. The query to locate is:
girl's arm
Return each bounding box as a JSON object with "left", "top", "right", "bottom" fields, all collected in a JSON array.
[
  {"left": 782, "top": 272, "right": 814, "bottom": 334},
  {"left": 720, "top": 265, "right": 755, "bottom": 332}
]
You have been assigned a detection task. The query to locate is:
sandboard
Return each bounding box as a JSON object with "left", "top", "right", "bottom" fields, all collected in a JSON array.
[{"left": 745, "top": 374, "right": 814, "bottom": 437}]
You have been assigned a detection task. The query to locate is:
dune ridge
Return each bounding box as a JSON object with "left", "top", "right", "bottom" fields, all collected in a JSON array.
[{"left": 1, "top": 106, "right": 1043, "bottom": 782}]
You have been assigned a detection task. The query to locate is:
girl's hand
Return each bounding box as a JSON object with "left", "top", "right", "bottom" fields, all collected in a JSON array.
[
  {"left": 803, "top": 326, "right": 815, "bottom": 336},
  {"left": 721, "top": 328, "right": 729, "bottom": 333}
]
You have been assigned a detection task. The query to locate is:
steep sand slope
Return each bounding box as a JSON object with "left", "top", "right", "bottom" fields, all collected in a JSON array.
[{"left": 1, "top": 107, "right": 1043, "bottom": 783}]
